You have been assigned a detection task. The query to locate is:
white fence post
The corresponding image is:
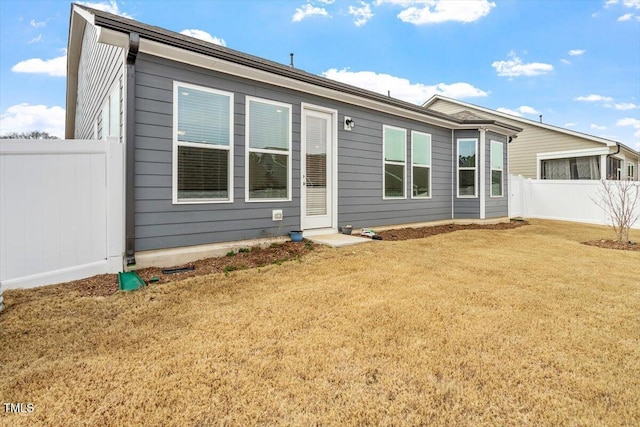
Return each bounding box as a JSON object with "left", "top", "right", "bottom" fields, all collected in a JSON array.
[
  {"left": 509, "top": 175, "right": 524, "bottom": 218},
  {"left": 106, "top": 136, "right": 124, "bottom": 273}
]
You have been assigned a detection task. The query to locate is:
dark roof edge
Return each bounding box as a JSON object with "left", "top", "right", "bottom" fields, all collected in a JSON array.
[{"left": 75, "top": 4, "right": 521, "bottom": 133}]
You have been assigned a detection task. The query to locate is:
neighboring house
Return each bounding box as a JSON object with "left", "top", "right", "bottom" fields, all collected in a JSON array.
[
  {"left": 66, "top": 5, "right": 520, "bottom": 267},
  {"left": 425, "top": 95, "right": 640, "bottom": 181}
]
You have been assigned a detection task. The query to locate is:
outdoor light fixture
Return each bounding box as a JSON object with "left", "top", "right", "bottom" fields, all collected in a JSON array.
[{"left": 344, "top": 116, "right": 355, "bottom": 130}]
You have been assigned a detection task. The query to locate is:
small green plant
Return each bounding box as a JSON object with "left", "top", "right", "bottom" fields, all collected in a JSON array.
[
  {"left": 238, "top": 247, "right": 251, "bottom": 253},
  {"left": 270, "top": 242, "right": 281, "bottom": 248},
  {"left": 224, "top": 265, "right": 238, "bottom": 276},
  {"left": 226, "top": 250, "right": 235, "bottom": 257},
  {"left": 304, "top": 241, "right": 313, "bottom": 250}
]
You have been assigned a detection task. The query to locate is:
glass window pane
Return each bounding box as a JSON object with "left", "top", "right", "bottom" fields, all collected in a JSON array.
[
  {"left": 178, "top": 146, "right": 228, "bottom": 200},
  {"left": 458, "top": 140, "right": 476, "bottom": 167},
  {"left": 491, "top": 170, "right": 502, "bottom": 196},
  {"left": 385, "top": 163, "right": 404, "bottom": 197},
  {"left": 177, "top": 86, "right": 230, "bottom": 145},
  {"left": 413, "top": 166, "right": 430, "bottom": 197},
  {"left": 413, "top": 133, "right": 431, "bottom": 166},
  {"left": 248, "top": 152, "right": 288, "bottom": 199},
  {"left": 459, "top": 169, "right": 475, "bottom": 196},
  {"left": 491, "top": 141, "right": 503, "bottom": 170},
  {"left": 385, "top": 127, "right": 405, "bottom": 162},
  {"left": 249, "top": 101, "right": 290, "bottom": 151}
]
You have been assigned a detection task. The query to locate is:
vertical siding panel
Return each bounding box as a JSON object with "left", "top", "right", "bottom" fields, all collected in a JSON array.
[{"left": 75, "top": 24, "right": 123, "bottom": 139}]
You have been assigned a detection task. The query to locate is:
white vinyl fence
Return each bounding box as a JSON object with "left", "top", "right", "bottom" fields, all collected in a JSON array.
[
  {"left": 0, "top": 138, "right": 124, "bottom": 291},
  {"left": 509, "top": 175, "right": 640, "bottom": 229}
]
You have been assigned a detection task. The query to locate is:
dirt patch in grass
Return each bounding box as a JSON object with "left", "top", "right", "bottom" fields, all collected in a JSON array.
[
  {"left": 60, "top": 241, "right": 319, "bottom": 298},
  {"left": 28, "top": 222, "right": 530, "bottom": 299},
  {"left": 583, "top": 239, "right": 640, "bottom": 251},
  {"left": 376, "top": 219, "right": 528, "bottom": 241}
]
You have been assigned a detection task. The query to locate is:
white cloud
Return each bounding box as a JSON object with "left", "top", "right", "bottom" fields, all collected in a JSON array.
[
  {"left": 617, "top": 12, "right": 634, "bottom": 20},
  {"left": 591, "top": 124, "right": 607, "bottom": 130},
  {"left": 560, "top": 58, "right": 571, "bottom": 65},
  {"left": 322, "top": 68, "right": 488, "bottom": 104},
  {"left": 30, "top": 19, "right": 46, "bottom": 28},
  {"left": 318, "top": 0, "right": 335, "bottom": 3},
  {"left": 496, "top": 105, "right": 539, "bottom": 117},
  {"left": 28, "top": 35, "right": 42, "bottom": 44},
  {"left": 349, "top": 2, "right": 374, "bottom": 26},
  {"left": 77, "top": 1, "right": 131, "bottom": 17},
  {"left": 518, "top": 105, "right": 540, "bottom": 115},
  {"left": 564, "top": 122, "right": 577, "bottom": 128},
  {"left": 492, "top": 51, "right": 553, "bottom": 77},
  {"left": 394, "top": 0, "right": 496, "bottom": 25},
  {"left": 617, "top": 118, "right": 640, "bottom": 127},
  {"left": 292, "top": 4, "right": 330, "bottom": 22},
  {"left": 11, "top": 54, "right": 67, "bottom": 77},
  {"left": 496, "top": 108, "right": 522, "bottom": 117},
  {"left": 617, "top": 117, "right": 640, "bottom": 140},
  {"left": 574, "top": 94, "right": 614, "bottom": 102},
  {"left": 0, "top": 103, "right": 65, "bottom": 138},
  {"left": 613, "top": 102, "right": 639, "bottom": 110},
  {"left": 568, "top": 49, "right": 585, "bottom": 56},
  {"left": 605, "top": 0, "right": 640, "bottom": 21},
  {"left": 606, "top": 0, "right": 640, "bottom": 8},
  {"left": 180, "top": 29, "right": 226, "bottom": 46}
]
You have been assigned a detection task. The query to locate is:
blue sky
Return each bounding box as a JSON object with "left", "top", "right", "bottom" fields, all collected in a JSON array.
[{"left": 0, "top": 0, "right": 639, "bottom": 149}]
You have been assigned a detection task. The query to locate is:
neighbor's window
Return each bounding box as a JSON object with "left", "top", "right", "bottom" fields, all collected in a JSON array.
[
  {"left": 173, "top": 82, "right": 233, "bottom": 203},
  {"left": 541, "top": 156, "right": 601, "bottom": 180},
  {"left": 457, "top": 138, "right": 477, "bottom": 197},
  {"left": 246, "top": 97, "right": 292, "bottom": 201},
  {"left": 490, "top": 140, "right": 503, "bottom": 197},
  {"left": 411, "top": 131, "right": 431, "bottom": 198},
  {"left": 607, "top": 157, "right": 622, "bottom": 180},
  {"left": 383, "top": 125, "right": 406, "bottom": 199},
  {"left": 627, "top": 162, "right": 635, "bottom": 181}
]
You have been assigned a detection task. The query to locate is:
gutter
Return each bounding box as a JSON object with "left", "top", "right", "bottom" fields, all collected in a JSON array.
[
  {"left": 125, "top": 32, "right": 139, "bottom": 266},
  {"left": 605, "top": 144, "right": 621, "bottom": 180}
]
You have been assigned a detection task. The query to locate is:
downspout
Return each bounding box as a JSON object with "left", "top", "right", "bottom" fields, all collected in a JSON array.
[
  {"left": 605, "top": 144, "right": 621, "bottom": 179},
  {"left": 125, "top": 32, "right": 139, "bottom": 266}
]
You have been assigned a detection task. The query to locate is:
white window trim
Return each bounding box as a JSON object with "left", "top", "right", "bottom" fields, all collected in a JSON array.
[
  {"left": 100, "top": 85, "right": 121, "bottom": 140},
  {"left": 382, "top": 125, "right": 407, "bottom": 200},
  {"left": 410, "top": 130, "right": 432, "bottom": 199},
  {"left": 490, "top": 140, "right": 504, "bottom": 198},
  {"left": 245, "top": 96, "right": 293, "bottom": 203},
  {"left": 627, "top": 162, "right": 636, "bottom": 181},
  {"left": 172, "top": 81, "right": 234, "bottom": 205},
  {"left": 457, "top": 138, "right": 478, "bottom": 198}
]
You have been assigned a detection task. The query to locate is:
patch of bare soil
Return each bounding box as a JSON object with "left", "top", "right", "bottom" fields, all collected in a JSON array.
[
  {"left": 27, "top": 221, "right": 535, "bottom": 299},
  {"left": 62, "top": 241, "right": 319, "bottom": 298},
  {"left": 376, "top": 219, "right": 528, "bottom": 241},
  {"left": 583, "top": 239, "right": 640, "bottom": 252}
]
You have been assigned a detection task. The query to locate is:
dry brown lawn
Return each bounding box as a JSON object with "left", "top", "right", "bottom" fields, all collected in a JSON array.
[{"left": 1, "top": 220, "right": 639, "bottom": 426}]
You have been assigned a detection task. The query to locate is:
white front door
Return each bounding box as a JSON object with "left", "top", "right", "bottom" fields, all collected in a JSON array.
[{"left": 301, "top": 107, "right": 335, "bottom": 230}]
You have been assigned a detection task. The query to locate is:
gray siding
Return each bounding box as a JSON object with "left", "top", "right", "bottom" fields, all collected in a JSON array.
[
  {"left": 485, "top": 132, "right": 508, "bottom": 218},
  {"left": 134, "top": 54, "right": 464, "bottom": 251},
  {"left": 75, "top": 23, "right": 123, "bottom": 139},
  {"left": 453, "top": 130, "right": 480, "bottom": 219}
]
